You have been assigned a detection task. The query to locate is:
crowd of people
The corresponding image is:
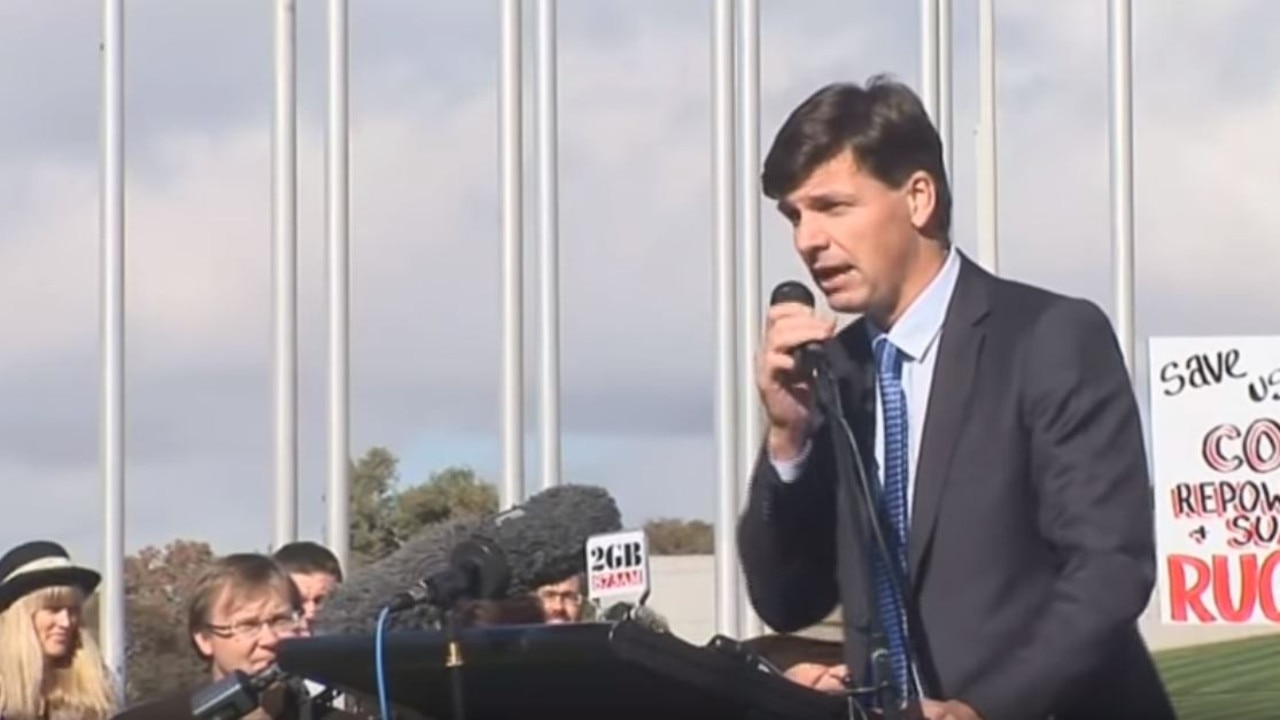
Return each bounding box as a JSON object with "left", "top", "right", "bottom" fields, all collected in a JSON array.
[
  {"left": 0, "top": 528, "right": 853, "bottom": 720},
  {"left": 0, "top": 536, "right": 595, "bottom": 720}
]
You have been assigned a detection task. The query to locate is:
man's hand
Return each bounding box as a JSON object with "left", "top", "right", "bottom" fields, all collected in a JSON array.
[
  {"left": 920, "top": 698, "right": 982, "bottom": 720},
  {"left": 783, "top": 662, "right": 848, "bottom": 694},
  {"left": 758, "top": 302, "right": 835, "bottom": 461}
]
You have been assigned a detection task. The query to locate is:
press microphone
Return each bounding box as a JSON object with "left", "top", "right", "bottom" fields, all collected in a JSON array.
[
  {"left": 314, "top": 484, "right": 623, "bottom": 635},
  {"left": 385, "top": 538, "right": 509, "bottom": 612},
  {"left": 770, "top": 280, "right": 825, "bottom": 378},
  {"left": 190, "top": 664, "right": 283, "bottom": 720}
]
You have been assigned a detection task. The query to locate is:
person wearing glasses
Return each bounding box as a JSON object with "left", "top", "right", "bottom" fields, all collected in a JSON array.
[
  {"left": 532, "top": 574, "right": 584, "bottom": 624},
  {"left": 186, "top": 553, "right": 306, "bottom": 682},
  {"left": 116, "top": 553, "right": 362, "bottom": 720}
]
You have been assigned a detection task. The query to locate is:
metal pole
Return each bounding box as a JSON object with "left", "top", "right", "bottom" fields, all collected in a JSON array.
[
  {"left": 1108, "top": 0, "right": 1135, "bottom": 375},
  {"left": 976, "top": 0, "right": 999, "bottom": 273},
  {"left": 920, "top": 0, "right": 940, "bottom": 122},
  {"left": 324, "top": 0, "right": 350, "bottom": 572},
  {"left": 737, "top": 0, "right": 764, "bottom": 641},
  {"left": 272, "top": 0, "right": 298, "bottom": 547},
  {"left": 712, "top": 0, "right": 741, "bottom": 639},
  {"left": 500, "top": 0, "right": 526, "bottom": 508},
  {"left": 99, "top": 0, "right": 126, "bottom": 694},
  {"left": 535, "top": 0, "right": 561, "bottom": 492},
  {"left": 937, "top": 0, "right": 953, "bottom": 175}
]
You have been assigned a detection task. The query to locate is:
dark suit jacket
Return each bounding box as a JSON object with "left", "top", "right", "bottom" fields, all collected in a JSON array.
[{"left": 738, "top": 255, "right": 1176, "bottom": 720}]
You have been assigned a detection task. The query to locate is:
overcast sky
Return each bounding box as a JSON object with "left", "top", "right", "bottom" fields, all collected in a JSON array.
[{"left": 1, "top": 0, "right": 1277, "bottom": 566}]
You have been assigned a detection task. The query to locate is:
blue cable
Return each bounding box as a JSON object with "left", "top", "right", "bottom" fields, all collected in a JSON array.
[{"left": 375, "top": 605, "right": 392, "bottom": 720}]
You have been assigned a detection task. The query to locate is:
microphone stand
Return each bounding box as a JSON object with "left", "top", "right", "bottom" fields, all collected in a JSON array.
[
  {"left": 809, "top": 355, "right": 922, "bottom": 720},
  {"left": 442, "top": 607, "right": 467, "bottom": 720}
]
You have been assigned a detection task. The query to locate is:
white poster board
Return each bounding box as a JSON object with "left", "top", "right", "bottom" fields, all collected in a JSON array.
[{"left": 1148, "top": 336, "right": 1280, "bottom": 625}]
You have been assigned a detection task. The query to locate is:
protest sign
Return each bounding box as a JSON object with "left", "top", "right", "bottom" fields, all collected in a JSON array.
[{"left": 1149, "top": 336, "right": 1280, "bottom": 624}]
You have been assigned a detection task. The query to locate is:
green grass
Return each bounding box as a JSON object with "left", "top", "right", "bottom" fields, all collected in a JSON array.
[{"left": 1154, "top": 632, "right": 1280, "bottom": 719}]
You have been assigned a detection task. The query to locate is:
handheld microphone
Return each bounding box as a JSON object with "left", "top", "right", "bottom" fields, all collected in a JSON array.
[
  {"left": 769, "top": 280, "right": 825, "bottom": 378},
  {"left": 190, "top": 664, "right": 282, "bottom": 720}
]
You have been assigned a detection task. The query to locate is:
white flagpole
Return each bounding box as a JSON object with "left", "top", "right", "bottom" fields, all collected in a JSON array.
[
  {"left": 500, "top": 0, "right": 526, "bottom": 508},
  {"left": 99, "top": 0, "right": 126, "bottom": 694},
  {"left": 272, "top": 0, "right": 299, "bottom": 547},
  {"left": 712, "top": 0, "right": 741, "bottom": 638},
  {"left": 938, "top": 0, "right": 953, "bottom": 174},
  {"left": 737, "top": 0, "right": 764, "bottom": 641},
  {"left": 1108, "top": 0, "right": 1135, "bottom": 374},
  {"left": 976, "top": 0, "right": 999, "bottom": 273},
  {"left": 920, "top": 0, "right": 940, "bottom": 122},
  {"left": 535, "top": 0, "right": 562, "bottom": 491},
  {"left": 325, "top": 0, "right": 351, "bottom": 571}
]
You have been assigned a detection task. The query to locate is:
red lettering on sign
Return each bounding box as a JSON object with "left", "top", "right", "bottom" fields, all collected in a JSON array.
[
  {"left": 590, "top": 569, "right": 645, "bottom": 592},
  {"left": 1166, "top": 552, "right": 1280, "bottom": 623}
]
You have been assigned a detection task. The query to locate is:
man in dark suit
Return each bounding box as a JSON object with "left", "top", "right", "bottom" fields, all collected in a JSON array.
[{"left": 737, "top": 76, "right": 1176, "bottom": 720}]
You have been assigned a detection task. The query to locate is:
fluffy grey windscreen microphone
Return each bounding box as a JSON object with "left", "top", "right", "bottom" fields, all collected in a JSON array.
[{"left": 314, "top": 484, "right": 623, "bottom": 635}]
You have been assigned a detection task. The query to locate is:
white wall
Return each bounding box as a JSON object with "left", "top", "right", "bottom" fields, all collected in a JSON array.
[{"left": 646, "top": 554, "right": 719, "bottom": 645}]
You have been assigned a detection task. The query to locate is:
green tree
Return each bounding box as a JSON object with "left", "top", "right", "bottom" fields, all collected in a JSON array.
[
  {"left": 348, "top": 446, "right": 401, "bottom": 567},
  {"left": 644, "top": 518, "right": 715, "bottom": 554},
  {"left": 391, "top": 466, "right": 498, "bottom": 539}
]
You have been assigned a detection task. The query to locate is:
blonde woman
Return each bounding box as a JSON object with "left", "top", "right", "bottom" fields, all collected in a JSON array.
[{"left": 0, "top": 541, "right": 117, "bottom": 720}]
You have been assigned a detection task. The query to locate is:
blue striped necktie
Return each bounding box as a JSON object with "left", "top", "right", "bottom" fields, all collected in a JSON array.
[{"left": 872, "top": 335, "right": 912, "bottom": 699}]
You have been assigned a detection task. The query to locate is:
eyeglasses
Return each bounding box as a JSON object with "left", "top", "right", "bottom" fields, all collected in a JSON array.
[
  {"left": 536, "top": 590, "right": 583, "bottom": 605},
  {"left": 206, "top": 611, "right": 302, "bottom": 640}
]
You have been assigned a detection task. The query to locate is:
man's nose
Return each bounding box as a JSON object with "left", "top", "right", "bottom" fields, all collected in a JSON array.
[{"left": 794, "top": 214, "right": 829, "bottom": 255}]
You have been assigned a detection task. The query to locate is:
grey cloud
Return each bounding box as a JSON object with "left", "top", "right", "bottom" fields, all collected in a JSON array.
[
  {"left": 0, "top": 354, "right": 270, "bottom": 470},
  {"left": 0, "top": 1, "right": 499, "bottom": 176},
  {"left": 0, "top": 0, "right": 715, "bottom": 176}
]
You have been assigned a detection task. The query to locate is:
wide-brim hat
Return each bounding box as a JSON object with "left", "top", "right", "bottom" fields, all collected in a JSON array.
[{"left": 0, "top": 540, "right": 101, "bottom": 613}]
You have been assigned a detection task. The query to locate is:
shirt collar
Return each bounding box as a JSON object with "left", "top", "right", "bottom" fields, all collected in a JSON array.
[{"left": 866, "top": 247, "right": 962, "bottom": 362}]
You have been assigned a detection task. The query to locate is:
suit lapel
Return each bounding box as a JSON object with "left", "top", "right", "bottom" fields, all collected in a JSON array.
[{"left": 908, "top": 258, "right": 991, "bottom": 580}]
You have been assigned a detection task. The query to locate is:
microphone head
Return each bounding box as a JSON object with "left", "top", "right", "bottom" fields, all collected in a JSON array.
[
  {"left": 313, "top": 485, "right": 622, "bottom": 636},
  {"left": 313, "top": 517, "right": 487, "bottom": 635},
  {"left": 477, "top": 484, "right": 622, "bottom": 595},
  {"left": 450, "top": 538, "right": 511, "bottom": 600},
  {"left": 770, "top": 281, "right": 815, "bottom": 308}
]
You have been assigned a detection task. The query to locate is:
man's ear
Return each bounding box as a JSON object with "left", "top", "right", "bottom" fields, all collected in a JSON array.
[
  {"left": 904, "top": 170, "right": 937, "bottom": 232},
  {"left": 192, "top": 631, "right": 214, "bottom": 659}
]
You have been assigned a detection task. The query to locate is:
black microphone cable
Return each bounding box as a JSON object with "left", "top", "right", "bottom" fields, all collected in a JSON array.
[
  {"left": 767, "top": 280, "right": 924, "bottom": 717},
  {"left": 812, "top": 350, "right": 925, "bottom": 720}
]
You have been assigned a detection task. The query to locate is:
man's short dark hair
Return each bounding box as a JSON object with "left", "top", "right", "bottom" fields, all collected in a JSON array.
[
  {"left": 273, "top": 541, "right": 344, "bottom": 582},
  {"left": 761, "top": 74, "right": 952, "bottom": 238}
]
